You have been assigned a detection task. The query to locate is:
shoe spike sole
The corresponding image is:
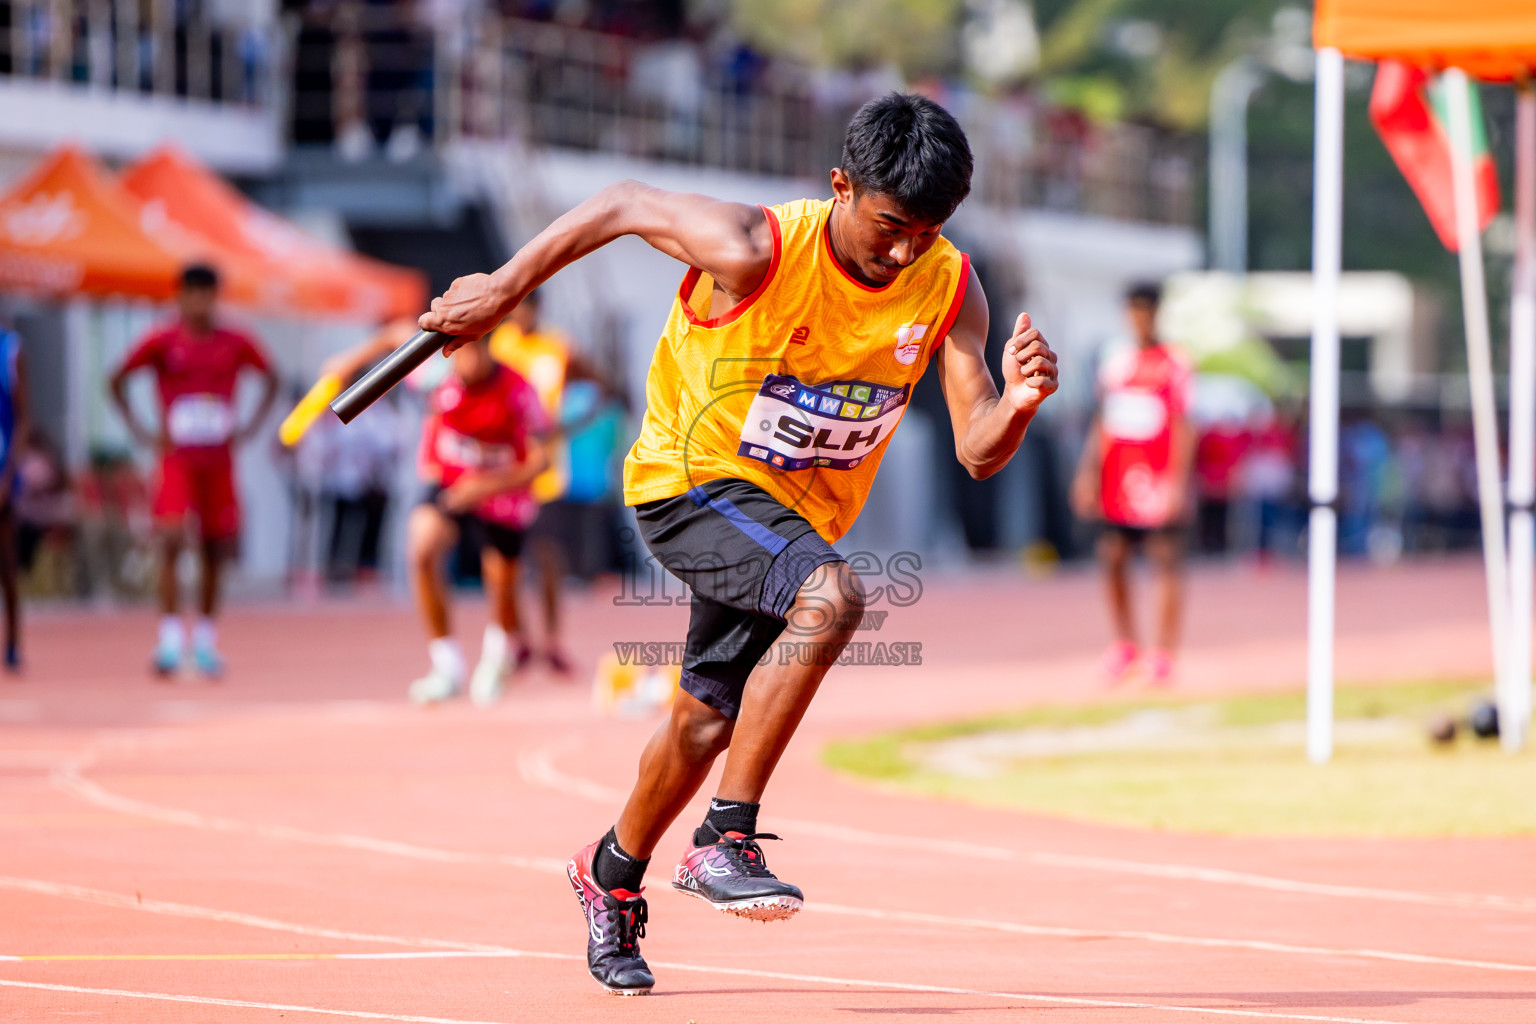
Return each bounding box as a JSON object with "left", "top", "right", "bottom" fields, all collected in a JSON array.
[{"left": 672, "top": 883, "right": 803, "bottom": 922}]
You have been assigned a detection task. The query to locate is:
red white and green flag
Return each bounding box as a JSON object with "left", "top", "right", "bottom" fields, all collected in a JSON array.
[{"left": 1369, "top": 60, "right": 1500, "bottom": 251}]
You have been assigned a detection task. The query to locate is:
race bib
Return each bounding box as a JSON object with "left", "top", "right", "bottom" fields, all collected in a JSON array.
[
  {"left": 434, "top": 426, "right": 516, "bottom": 471},
  {"left": 1102, "top": 389, "right": 1167, "bottom": 442},
  {"left": 166, "top": 394, "right": 234, "bottom": 446},
  {"left": 737, "top": 374, "right": 908, "bottom": 471},
  {"left": 1115, "top": 463, "right": 1174, "bottom": 525}
]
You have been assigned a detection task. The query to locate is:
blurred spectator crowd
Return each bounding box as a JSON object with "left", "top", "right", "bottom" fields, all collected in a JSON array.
[
  {"left": 6, "top": 428, "right": 158, "bottom": 603},
  {"left": 0, "top": 1, "right": 1191, "bottom": 223},
  {"left": 278, "top": 0, "right": 1189, "bottom": 223},
  {"left": 1188, "top": 408, "right": 1489, "bottom": 564},
  {"left": 0, "top": 0, "right": 273, "bottom": 105}
]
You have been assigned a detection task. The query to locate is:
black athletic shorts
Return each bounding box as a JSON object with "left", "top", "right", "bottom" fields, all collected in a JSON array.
[
  {"left": 1105, "top": 521, "right": 1184, "bottom": 549},
  {"left": 418, "top": 485, "right": 524, "bottom": 559},
  {"left": 634, "top": 478, "right": 844, "bottom": 719}
]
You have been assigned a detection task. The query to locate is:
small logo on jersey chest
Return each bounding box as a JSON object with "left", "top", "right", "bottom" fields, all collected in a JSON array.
[
  {"left": 789, "top": 326, "right": 809, "bottom": 345},
  {"left": 894, "top": 323, "right": 928, "bottom": 366}
]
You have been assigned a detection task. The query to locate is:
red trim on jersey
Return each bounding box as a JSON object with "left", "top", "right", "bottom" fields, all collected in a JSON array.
[
  {"left": 928, "top": 253, "right": 971, "bottom": 356},
  {"left": 678, "top": 205, "right": 782, "bottom": 329}
]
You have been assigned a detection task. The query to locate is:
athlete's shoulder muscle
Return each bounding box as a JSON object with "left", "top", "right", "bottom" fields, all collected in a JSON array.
[
  {"left": 613, "top": 182, "right": 774, "bottom": 301},
  {"left": 947, "top": 264, "right": 988, "bottom": 351}
]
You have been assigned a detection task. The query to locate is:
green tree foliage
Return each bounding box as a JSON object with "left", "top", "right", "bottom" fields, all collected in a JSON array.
[
  {"left": 1030, "top": 0, "right": 1290, "bottom": 129},
  {"left": 719, "top": 0, "right": 963, "bottom": 77}
]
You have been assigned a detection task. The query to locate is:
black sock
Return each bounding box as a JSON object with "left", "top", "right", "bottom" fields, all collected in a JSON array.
[
  {"left": 693, "top": 798, "right": 760, "bottom": 846},
  {"left": 592, "top": 827, "right": 648, "bottom": 893}
]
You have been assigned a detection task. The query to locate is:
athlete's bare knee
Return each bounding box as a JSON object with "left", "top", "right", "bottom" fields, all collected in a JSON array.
[
  {"left": 407, "top": 506, "right": 453, "bottom": 567},
  {"left": 670, "top": 698, "right": 734, "bottom": 762},
  {"left": 1099, "top": 532, "right": 1129, "bottom": 569},
  {"left": 786, "top": 561, "right": 864, "bottom": 642},
  {"left": 1147, "top": 536, "right": 1182, "bottom": 574}
]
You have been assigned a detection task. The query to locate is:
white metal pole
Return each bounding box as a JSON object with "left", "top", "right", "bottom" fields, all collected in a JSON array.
[
  {"left": 1444, "top": 68, "right": 1514, "bottom": 738},
  {"left": 1507, "top": 81, "right": 1536, "bottom": 751},
  {"left": 1307, "top": 47, "right": 1345, "bottom": 765}
]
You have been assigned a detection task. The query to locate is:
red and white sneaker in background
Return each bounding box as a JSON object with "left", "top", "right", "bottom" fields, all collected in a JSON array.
[
  {"left": 1145, "top": 648, "right": 1176, "bottom": 687},
  {"left": 1100, "top": 640, "right": 1139, "bottom": 685}
]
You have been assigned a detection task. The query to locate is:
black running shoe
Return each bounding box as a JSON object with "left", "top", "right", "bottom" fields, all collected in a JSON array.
[
  {"left": 568, "top": 839, "right": 655, "bottom": 995},
  {"left": 672, "top": 830, "right": 803, "bottom": 922}
]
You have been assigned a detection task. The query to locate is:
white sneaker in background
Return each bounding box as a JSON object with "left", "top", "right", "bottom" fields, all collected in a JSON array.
[
  {"left": 408, "top": 668, "right": 462, "bottom": 705},
  {"left": 468, "top": 652, "right": 508, "bottom": 706},
  {"left": 470, "top": 625, "right": 512, "bottom": 706}
]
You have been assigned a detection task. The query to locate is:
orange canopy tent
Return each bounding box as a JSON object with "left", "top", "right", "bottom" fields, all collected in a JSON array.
[
  {"left": 120, "top": 147, "right": 427, "bottom": 322},
  {"left": 1304, "top": 0, "right": 1536, "bottom": 758},
  {"left": 0, "top": 146, "right": 183, "bottom": 301},
  {"left": 0, "top": 145, "right": 292, "bottom": 309},
  {"left": 1315, "top": 0, "right": 1536, "bottom": 83}
]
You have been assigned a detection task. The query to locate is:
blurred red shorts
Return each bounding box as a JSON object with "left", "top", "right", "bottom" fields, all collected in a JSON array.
[{"left": 153, "top": 447, "right": 240, "bottom": 541}]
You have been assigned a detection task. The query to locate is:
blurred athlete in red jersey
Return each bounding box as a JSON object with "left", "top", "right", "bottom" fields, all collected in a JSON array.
[
  {"left": 110, "top": 265, "right": 278, "bottom": 678},
  {"left": 1072, "top": 282, "right": 1194, "bottom": 686},
  {"left": 489, "top": 290, "right": 613, "bottom": 675},
  {"left": 324, "top": 319, "right": 550, "bottom": 704}
]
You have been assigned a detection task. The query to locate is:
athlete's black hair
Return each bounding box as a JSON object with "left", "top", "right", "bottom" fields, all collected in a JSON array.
[
  {"left": 840, "top": 93, "right": 973, "bottom": 225},
  {"left": 180, "top": 263, "right": 220, "bottom": 291},
  {"left": 1126, "top": 281, "right": 1162, "bottom": 306}
]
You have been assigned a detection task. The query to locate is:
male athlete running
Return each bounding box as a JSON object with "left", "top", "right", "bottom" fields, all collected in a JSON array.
[
  {"left": 490, "top": 290, "right": 610, "bottom": 674},
  {"left": 419, "top": 94, "right": 1059, "bottom": 994},
  {"left": 322, "top": 321, "right": 551, "bottom": 705}
]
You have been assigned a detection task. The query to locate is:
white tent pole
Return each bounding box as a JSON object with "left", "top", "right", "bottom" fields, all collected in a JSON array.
[
  {"left": 1444, "top": 67, "right": 1513, "bottom": 738},
  {"left": 1307, "top": 47, "right": 1345, "bottom": 765},
  {"left": 1507, "top": 80, "right": 1536, "bottom": 752}
]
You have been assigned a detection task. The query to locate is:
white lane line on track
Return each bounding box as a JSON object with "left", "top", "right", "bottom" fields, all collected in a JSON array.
[
  {"left": 9, "top": 858, "right": 1536, "bottom": 981},
  {"left": 0, "top": 961, "right": 1427, "bottom": 1024},
  {"left": 46, "top": 748, "right": 1536, "bottom": 976},
  {"left": 519, "top": 742, "right": 1536, "bottom": 915},
  {"left": 51, "top": 755, "right": 566, "bottom": 875},
  {"left": 0, "top": 875, "right": 517, "bottom": 953},
  {"left": 0, "top": 952, "right": 524, "bottom": 962},
  {"left": 0, "top": 980, "right": 514, "bottom": 1024},
  {"left": 807, "top": 904, "right": 1536, "bottom": 974},
  {"left": 0, "top": 876, "right": 1486, "bottom": 1023}
]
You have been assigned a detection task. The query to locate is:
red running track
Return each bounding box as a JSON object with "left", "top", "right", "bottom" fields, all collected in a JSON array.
[{"left": 1, "top": 557, "right": 1533, "bottom": 1023}]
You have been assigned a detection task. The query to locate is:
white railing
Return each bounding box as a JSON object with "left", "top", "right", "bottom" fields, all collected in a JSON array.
[
  {"left": 430, "top": 17, "right": 1193, "bottom": 225},
  {"left": 6, "top": 2, "right": 1193, "bottom": 226},
  {"left": 285, "top": 8, "right": 1193, "bottom": 226},
  {"left": 2, "top": 0, "right": 277, "bottom": 108}
]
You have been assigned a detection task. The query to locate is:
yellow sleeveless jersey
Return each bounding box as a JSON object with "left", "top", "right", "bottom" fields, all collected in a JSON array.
[
  {"left": 624, "top": 198, "right": 970, "bottom": 542},
  {"left": 490, "top": 322, "right": 570, "bottom": 503}
]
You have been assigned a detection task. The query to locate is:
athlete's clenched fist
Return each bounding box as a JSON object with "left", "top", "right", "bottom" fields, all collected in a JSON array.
[
  {"left": 1001, "top": 312, "right": 1059, "bottom": 413},
  {"left": 419, "top": 273, "right": 517, "bottom": 354}
]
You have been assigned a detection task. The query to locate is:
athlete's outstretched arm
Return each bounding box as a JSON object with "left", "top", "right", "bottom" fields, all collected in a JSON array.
[
  {"left": 419, "top": 182, "right": 773, "bottom": 352},
  {"left": 933, "top": 267, "right": 1059, "bottom": 480},
  {"left": 320, "top": 317, "right": 421, "bottom": 383}
]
